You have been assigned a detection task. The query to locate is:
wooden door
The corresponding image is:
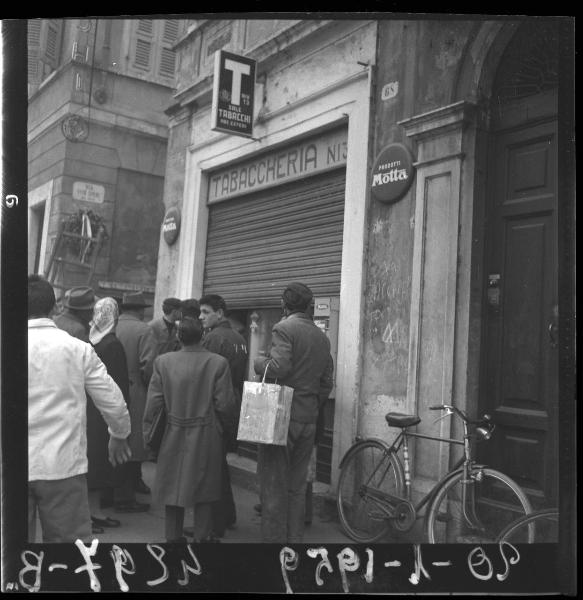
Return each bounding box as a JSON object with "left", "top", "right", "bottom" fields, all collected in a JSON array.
[{"left": 480, "top": 117, "right": 559, "bottom": 508}]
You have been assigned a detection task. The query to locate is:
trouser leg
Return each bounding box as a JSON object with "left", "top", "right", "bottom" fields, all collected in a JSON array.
[
  {"left": 258, "top": 443, "right": 288, "bottom": 543},
  {"left": 34, "top": 475, "right": 92, "bottom": 543},
  {"left": 112, "top": 462, "right": 135, "bottom": 505},
  {"left": 28, "top": 484, "right": 38, "bottom": 543},
  {"left": 287, "top": 422, "right": 317, "bottom": 543},
  {"left": 193, "top": 502, "right": 213, "bottom": 541},
  {"left": 165, "top": 505, "right": 185, "bottom": 541},
  {"left": 211, "top": 448, "right": 236, "bottom": 536}
]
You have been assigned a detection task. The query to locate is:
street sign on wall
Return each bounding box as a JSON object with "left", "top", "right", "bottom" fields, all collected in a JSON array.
[{"left": 211, "top": 50, "right": 256, "bottom": 138}]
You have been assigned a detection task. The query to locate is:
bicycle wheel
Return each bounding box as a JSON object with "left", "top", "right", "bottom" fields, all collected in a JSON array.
[
  {"left": 337, "top": 440, "right": 404, "bottom": 543},
  {"left": 426, "top": 468, "right": 532, "bottom": 543},
  {"left": 496, "top": 508, "right": 559, "bottom": 543}
]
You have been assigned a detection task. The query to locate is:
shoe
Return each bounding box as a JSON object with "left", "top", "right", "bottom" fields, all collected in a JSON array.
[
  {"left": 135, "top": 480, "right": 151, "bottom": 495},
  {"left": 254, "top": 503, "right": 262, "bottom": 515},
  {"left": 114, "top": 501, "right": 150, "bottom": 513},
  {"left": 92, "top": 516, "right": 121, "bottom": 528},
  {"left": 92, "top": 524, "right": 104, "bottom": 534}
]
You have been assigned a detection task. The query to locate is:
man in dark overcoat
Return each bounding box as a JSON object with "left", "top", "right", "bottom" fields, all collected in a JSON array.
[
  {"left": 54, "top": 286, "right": 96, "bottom": 341},
  {"left": 115, "top": 291, "right": 157, "bottom": 510},
  {"left": 254, "top": 282, "right": 334, "bottom": 543},
  {"left": 148, "top": 297, "right": 182, "bottom": 356},
  {"left": 144, "top": 317, "right": 236, "bottom": 542},
  {"left": 197, "top": 294, "right": 248, "bottom": 537}
]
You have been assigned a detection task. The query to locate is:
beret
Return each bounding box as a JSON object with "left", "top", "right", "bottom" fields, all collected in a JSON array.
[{"left": 282, "top": 282, "right": 313, "bottom": 309}]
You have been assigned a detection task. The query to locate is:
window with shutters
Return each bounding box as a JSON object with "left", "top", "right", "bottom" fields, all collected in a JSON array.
[
  {"left": 129, "top": 18, "right": 179, "bottom": 84},
  {"left": 28, "top": 19, "right": 63, "bottom": 86},
  {"left": 28, "top": 20, "right": 41, "bottom": 83}
]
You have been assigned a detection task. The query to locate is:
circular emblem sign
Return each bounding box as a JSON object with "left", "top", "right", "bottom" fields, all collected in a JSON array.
[
  {"left": 162, "top": 207, "right": 181, "bottom": 245},
  {"left": 370, "top": 143, "right": 415, "bottom": 204},
  {"left": 61, "top": 114, "right": 89, "bottom": 143}
]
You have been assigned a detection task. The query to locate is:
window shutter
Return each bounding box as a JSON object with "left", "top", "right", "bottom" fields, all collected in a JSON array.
[
  {"left": 158, "top": 47, "right": 175, "bottom": 77},
  {"left": 28, "top": 20, "right": 41, "bottom": 82},
  {"left": 45, "top": 21, "right": 59, "bottom": 65},
  {"left": 134, "top": 38, "right": 152, "bottom": 69},
  {"left": 137, "top": 19, "right": 153, "bottom": 36},
  {"left": 158, "top": 19, "right": 178, "bottom": 79},
  {"left": 132, "top": 19, "right": 154, "bottom": 72},
  {"left": 162, "top": 19, "right": 179, "bottom": 43}
]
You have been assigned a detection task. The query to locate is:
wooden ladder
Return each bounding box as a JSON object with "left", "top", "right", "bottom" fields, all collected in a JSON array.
[{"left": 45, "top": 221, "right": 106, "bottom": 296}]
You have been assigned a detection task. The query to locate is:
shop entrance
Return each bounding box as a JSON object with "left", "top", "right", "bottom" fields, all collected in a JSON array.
[{"left": 479, "top": 21, "right": 559, "bottom": 508}]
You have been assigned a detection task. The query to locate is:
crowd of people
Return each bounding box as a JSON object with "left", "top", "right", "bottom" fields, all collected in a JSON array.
[{"left": 27, "top": 275, "right": 333, "bottom": 544}]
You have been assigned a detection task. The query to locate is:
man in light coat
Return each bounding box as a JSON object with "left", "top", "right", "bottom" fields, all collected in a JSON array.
[
  {"left": 254, "top": 282, "right": 334, "bottom": 543},
  {"left": 28, "top": 275, "right": 131, "bottom": 543},
  {"left": 116, "top": 291, "right": 157, "bottom": 509}
]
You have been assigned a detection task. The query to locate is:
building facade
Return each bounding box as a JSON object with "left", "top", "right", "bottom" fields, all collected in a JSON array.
[
  {"left": 28, "top": 18, "right": 187, "bottom": 306},
  {"left": 153, "top": 17, "right": 570, "bottom": 512}
]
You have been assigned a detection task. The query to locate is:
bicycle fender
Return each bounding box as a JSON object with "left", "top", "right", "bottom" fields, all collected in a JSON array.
[{"left": 338, "top": 438, "right": 394, "bottom": 469}]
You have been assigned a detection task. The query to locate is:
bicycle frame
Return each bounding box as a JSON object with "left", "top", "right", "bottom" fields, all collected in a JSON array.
[{"left": 384, "top": 417, "right": 487, "bottom": 531}]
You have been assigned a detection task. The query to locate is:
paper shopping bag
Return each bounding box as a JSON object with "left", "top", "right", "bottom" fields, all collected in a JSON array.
[{"left": 237, "top": 363, "right": 293, "bottom": 445}]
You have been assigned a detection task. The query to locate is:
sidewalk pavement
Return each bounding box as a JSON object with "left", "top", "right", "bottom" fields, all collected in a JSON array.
[{"left": 41, "top": 455, "right": 354, "bottom": 544}]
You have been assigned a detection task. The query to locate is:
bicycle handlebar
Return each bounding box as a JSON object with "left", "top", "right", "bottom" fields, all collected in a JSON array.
[{"left": 429, "top": 404, "right": 492, "bottom": 427}]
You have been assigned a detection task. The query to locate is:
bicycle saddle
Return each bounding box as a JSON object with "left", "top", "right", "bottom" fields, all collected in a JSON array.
[{"left": 385, "top": 412, "right": 420, "bottom": 428}]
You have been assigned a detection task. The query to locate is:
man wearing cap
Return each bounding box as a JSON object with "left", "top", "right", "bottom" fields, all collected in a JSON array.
[
  {"left": 28, "top": 275, "right": 131, "bottom": 542},
  {"left": 148, "top": 297, "right": 182, "bottom": 356},
  {"left": 116, "top": 291, "right": 157, "bottom": 509},
  {"left": 253, "top": 282, "right": 334, "bottom": 543},
  {"left": 54, "top": 286, "right": 96, "bottom": 341}
]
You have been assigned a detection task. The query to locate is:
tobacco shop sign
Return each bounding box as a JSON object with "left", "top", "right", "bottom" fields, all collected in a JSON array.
[{"left": 208, "top": 128, "right": 348, "bottom": 203}]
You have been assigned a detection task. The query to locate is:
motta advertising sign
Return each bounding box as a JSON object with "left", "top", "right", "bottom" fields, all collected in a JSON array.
[
  {"left": 162, "top": 206, "right": 181, "bottom": 245},
  {"left": 370, "top": 143, "right": 415, "bottom": 204},
  {"left": 211, "top": 50, "right": 256, "bottom": 138}
]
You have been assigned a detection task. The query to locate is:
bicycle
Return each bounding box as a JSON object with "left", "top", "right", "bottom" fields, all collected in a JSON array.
[
  {"left": 337, "top": 404, "right": 534, "bottom": 543},
  {"left": 496, "top": 508, "right": 559, "bottom": 543}
]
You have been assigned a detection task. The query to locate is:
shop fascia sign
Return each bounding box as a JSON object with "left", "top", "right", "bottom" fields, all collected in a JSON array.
[
  {"left": 211, "top": 50, "right": 256, "bottom": 138},
  {"left": 370, "top": 143, "right": 415, "bottom": 204},
  {"left": 208, "top": 128, "right": 348, "bottom": 203}
]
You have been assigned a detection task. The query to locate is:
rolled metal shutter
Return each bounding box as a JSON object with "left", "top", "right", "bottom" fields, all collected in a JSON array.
[{"left": 203, "top": 169, "right": 345, "bottom": 308}]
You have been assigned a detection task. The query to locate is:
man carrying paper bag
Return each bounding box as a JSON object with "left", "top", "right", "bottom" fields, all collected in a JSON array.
[{"left": 253, "top": 282, "right": 334, "bottom": 543}]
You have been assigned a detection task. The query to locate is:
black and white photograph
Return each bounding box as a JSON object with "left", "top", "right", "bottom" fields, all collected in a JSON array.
[{"left": 1, "top": 13, "right": 576, "bottom": 594}]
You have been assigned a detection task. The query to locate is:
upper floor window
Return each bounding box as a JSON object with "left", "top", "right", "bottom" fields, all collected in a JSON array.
[
  {"left": 28, "top": 19, "right": 63, "bottom": 85},
  {"left": 129, "top": 18, "right": 179, "bottom": 84}
]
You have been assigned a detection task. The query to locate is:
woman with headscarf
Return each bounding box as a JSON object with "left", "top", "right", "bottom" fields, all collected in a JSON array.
[{"left": 86, "top": 297, "right": 131, "bottom": 532}]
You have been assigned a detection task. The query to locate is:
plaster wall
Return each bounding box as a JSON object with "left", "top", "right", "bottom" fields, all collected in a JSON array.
[{"left": 363, "top": 20, "right": 478, "bottom": 474}]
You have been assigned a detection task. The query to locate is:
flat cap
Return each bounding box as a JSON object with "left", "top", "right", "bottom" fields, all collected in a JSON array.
[{"left": 282, "top": 282, "right": 313, "bottom": 309}]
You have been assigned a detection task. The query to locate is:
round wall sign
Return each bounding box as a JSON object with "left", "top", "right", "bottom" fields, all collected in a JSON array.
[
  {"left": 162, "top": 207, "right": 181, "bottom": 245},
  {"left": 61, "top": 114, "right": 89, "bottom": 142},
  {"left": 370, "top": 143, "right": 415, "bottom": 204}
]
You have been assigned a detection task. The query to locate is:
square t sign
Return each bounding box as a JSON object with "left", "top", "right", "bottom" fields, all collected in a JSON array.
[{"left": 211, "top": 50, "right": 256, "bottom": 138}]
